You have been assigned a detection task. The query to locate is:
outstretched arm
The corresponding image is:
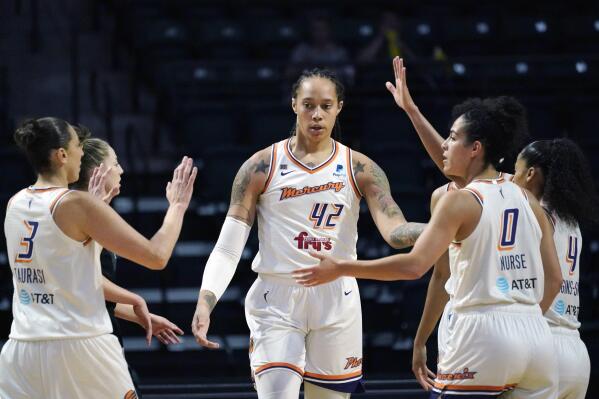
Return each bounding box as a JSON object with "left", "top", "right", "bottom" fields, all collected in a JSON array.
[
  {"left": 352, "top": 151, "right": 426, "bottom": 249},
  {"left": 294, "top": 190, "right": 479, "bottom": 284},
  {"left": 193, "top": 147, "right": 271, "bottom": 348},
  {"left": 54, "top": 157, "right": 197, "bottom": 270},
  {"left": 386, "top": 57, "right": 446, "bottom": 172}
]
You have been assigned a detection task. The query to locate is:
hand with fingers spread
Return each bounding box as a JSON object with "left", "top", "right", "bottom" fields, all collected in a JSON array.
[
  {"left": 88, "top": 163, "right": 120, "bottom": 204},
  {"left": 292, "top": 252, "right": 344, "bottom": 287},
  {"left": 132, "top": 296, "right": 153, "bottom": 346},
  {"left": 412, "top": 343, "right": 436, "bottom": 391},
  {"left": 386, "top": 57, "right": 418, "bottom": 114},
  {"left": 150, "top": 314, "right": 184, "bottom": 345},
  {"left": 191, "top": 295, "right": 220, "bottom": 349},
  {"left": 167, "top": 156, "right": 198, "bottom": 209}
]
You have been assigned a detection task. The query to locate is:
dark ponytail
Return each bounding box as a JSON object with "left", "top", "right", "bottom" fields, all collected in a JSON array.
[
  {"left": 520, "top": 139, "right": 599, "bottom": 226},
  {"left": 14, "top": 117, "right": 74, "bottom": 174}
]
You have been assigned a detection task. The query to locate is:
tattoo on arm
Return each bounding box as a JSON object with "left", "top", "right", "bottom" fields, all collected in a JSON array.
[
  {"left": 230, "top": 160, "right": 252, "bottom": 207},
  {"left": 353, "top": 159, "right": 365, "bottom": 176},
  {"left": 254, "top": 159, "right": 270, "bottom": 174},
  {"left": 370, "top": 161, "right": 402, "bottom": 218},
  {"left": 389, "top": 222, "right": 427, "bottom": 249},
  {"left": 199, "top": 290, "right": 218, "bottom": 313}
]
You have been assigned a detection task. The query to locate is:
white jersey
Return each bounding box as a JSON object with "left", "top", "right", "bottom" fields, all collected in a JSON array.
[
  {"left": 446, "top": 176, "right": 544, "bottom": 311},
  {"left": 4, "top": 187, "right": 112, "bottom": 340},
  {"left": 252, "top": 139, "right": 361, "bottom": 276},
  {"left": 544, "top": 213, "right": 582, "bottom": 329}
]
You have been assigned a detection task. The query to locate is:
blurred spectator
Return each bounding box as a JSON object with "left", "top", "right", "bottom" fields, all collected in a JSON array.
[
  {"left": 357, "top": 11, "right": 417, "bottom": 64},
  {"left": 286, "top": 17, "right": 355, "bottom": 85}
]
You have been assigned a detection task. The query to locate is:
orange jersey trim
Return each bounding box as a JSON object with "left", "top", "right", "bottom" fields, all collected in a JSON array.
[
  {"left": 284, "top": 139, "right": 339, "bottom": 174},
  {"left": 462, "top": 187, "right": 484, "bottom": 205},
  {"left": 346, "top": 148, "right": 362, "bottom": 198},
  {"left": 26, "top": 186, "right": 63, "bottom": 193},
  {"left": 434, "top": 382, "right": 517, "bottom": 391},
  {"left": 255, "top": 362, "right": 304, "bottom": 376},
  {"left": 49, "top": 189, "right": 72, "bottom": 215},
  {"left": 474, "top": 172, "right": 507, "bottom": 184},
  {"left": 303, "top": 369, "right": 362, "bottom": 381},
  {"left": 261, "top": 144, "right": 278, "bottom": 194}
]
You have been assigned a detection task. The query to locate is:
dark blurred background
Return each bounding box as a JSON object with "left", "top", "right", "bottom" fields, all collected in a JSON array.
[{"left": 1, "top": 0, "right": 598, "bottom": 396}]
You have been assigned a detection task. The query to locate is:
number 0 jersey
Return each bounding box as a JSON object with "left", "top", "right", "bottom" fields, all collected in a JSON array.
[
  {"left": 446, "top": 176, "right": 544, "bottom": 311},
  {"left": 252, "top": 139, "right": 361, "bottom": 276},
  {"left": 544, "top": 214, "right": 582, "bottom": 330},
  {"left": 5, "top": 187, "right": 111, "bottom": 340}
]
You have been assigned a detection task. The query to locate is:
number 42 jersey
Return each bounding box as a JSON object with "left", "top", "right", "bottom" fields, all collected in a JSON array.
[{"left": 252, "top": 139, "right": 361, "bottom": 276}]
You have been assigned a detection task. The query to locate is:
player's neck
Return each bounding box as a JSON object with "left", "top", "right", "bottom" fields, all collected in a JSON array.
[
  {"left": 469, "top": 164, "right": 500, "bottom": 183},
  {"left": 290, "top": 135, "right": 334, "bottom": 160},
  {"left": 33, "top": 172, "right": 68, "bottom": 189}
]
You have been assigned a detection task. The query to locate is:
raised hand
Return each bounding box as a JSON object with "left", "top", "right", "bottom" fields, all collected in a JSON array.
[
  {"left": 88, "top": 163, "right": 120, "bottom": 204},
  {"left": 385, "top": 57, "right": 417, "bottom": 113},
  {"left": 412, "top": 343, "right": 436, "bottom": 391},
  {"left": 150, "top": 314, "right": 184, "bottom": 345},
  {"left": 292, "top": 252, "right": 343, "bottom": 286},
  {"left": 166, "top": 156, "right": 197, "bottom": 209}
]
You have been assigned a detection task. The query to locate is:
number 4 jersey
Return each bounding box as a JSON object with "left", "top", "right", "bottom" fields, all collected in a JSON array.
[
  {"left": 4, "top": 187, "right": 111, "bottom": 340},
  {"left": 252, "top": 139, "right": 361, "bottom": 276},
  {"left": 446, "top": 175, "right": 545, "bottom": 311}
]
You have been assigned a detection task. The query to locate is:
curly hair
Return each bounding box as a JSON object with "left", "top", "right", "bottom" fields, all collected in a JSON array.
[
  {"left": 451, "top": 96, "right": 529, "bottom": 169},
  {"left": 519, "top": 139, "right": 599, "bottom": 227}
]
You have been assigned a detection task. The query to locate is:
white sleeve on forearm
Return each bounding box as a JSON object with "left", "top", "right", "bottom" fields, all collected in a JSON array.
[{"left": 200, "top": 216, "right": 251, "bottom": 301}]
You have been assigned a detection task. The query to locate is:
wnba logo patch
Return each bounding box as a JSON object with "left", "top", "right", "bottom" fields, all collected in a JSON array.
[{"left": 124, "top": 390, "right": 138, "bottom": 399}]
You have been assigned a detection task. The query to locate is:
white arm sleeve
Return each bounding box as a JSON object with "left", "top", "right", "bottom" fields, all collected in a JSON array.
[{"left": 200, "top": 216, "right": 251, "bottom": 301}]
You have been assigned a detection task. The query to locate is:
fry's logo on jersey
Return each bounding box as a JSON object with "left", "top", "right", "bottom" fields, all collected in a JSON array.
[
  {"left": 437, "top": 368, "right": 478, "bottom": 381},
  {"left": 344, "top": 357, "right": 362, "bottom": 370},
  {"left": 294, "top": 232, "right": 333, "bottom": 251},
  {"left": 280, "top": 182, "right": 345, "bottom": 200}
]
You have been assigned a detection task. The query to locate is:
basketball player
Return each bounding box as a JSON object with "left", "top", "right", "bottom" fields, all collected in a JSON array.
[
  {"left": 191, "top": 69, "right": 426, "bottom": 399},
  {"left": 389, "top": 58, "right": 597, "bottom": 398},
  {"left": 0, "top": 117, "right": 196, "bottom": 398},
  {"left": 74, "top": 135, "right": 184, "bottom": 347},
  {"left": 294, "top": 95, "right": 564, "bottom": 398},
  {"left": 513, "top": 139, "right": 597, "bottom": 399}
]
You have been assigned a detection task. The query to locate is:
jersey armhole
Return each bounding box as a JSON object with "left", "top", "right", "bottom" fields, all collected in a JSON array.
[
  {"left": 261, "top": 143, "right": 278, "bottom": 194},
  {"left": 50, "top": 189, "right": 92, "bottom": 246},
  {"left": 461, "top": 187, "right": 484, "bottom": 207},
  {"left": 347, "top": 148, "right": 363, "bottom": 199}
]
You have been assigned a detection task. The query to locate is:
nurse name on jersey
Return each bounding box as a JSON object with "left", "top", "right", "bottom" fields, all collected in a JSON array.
[{"left": 496, "top": 207, "right": 538, "bottom": 293}]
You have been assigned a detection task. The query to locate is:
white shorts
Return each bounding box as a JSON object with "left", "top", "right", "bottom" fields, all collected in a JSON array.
[
  {"left": 437, "top": 300, "right": 453, "bottom": 364},
  {"left": 0, "top": 334, "right": 137, "bottom": 399},
  {"left": 245, "top": 274, "right": 363, "bottom": 393},
  {"left": 551, "top": 326, "right": 590, "bottom": 399},
  {"left": 432, "top": 304, "right": 558, "bottom": 399}
]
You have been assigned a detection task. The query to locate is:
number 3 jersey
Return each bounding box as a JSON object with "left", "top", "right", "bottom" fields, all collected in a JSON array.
[
  {"left": 252, "top": 139, "right": 361, "bottom": 276},
  {"left": 446, "top": 176, "right": 544, "bottom": 311},
  {"left": 4, "top": 187, "right": 111, "bottom": 340}
]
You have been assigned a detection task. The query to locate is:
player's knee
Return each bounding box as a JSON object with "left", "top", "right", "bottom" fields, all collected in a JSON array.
[
  {"left": 304, "top": 382, "right": 351, "bottom": 399},
  {"left": 255, "top": 369, "right": 302, "bottom": 399}
]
